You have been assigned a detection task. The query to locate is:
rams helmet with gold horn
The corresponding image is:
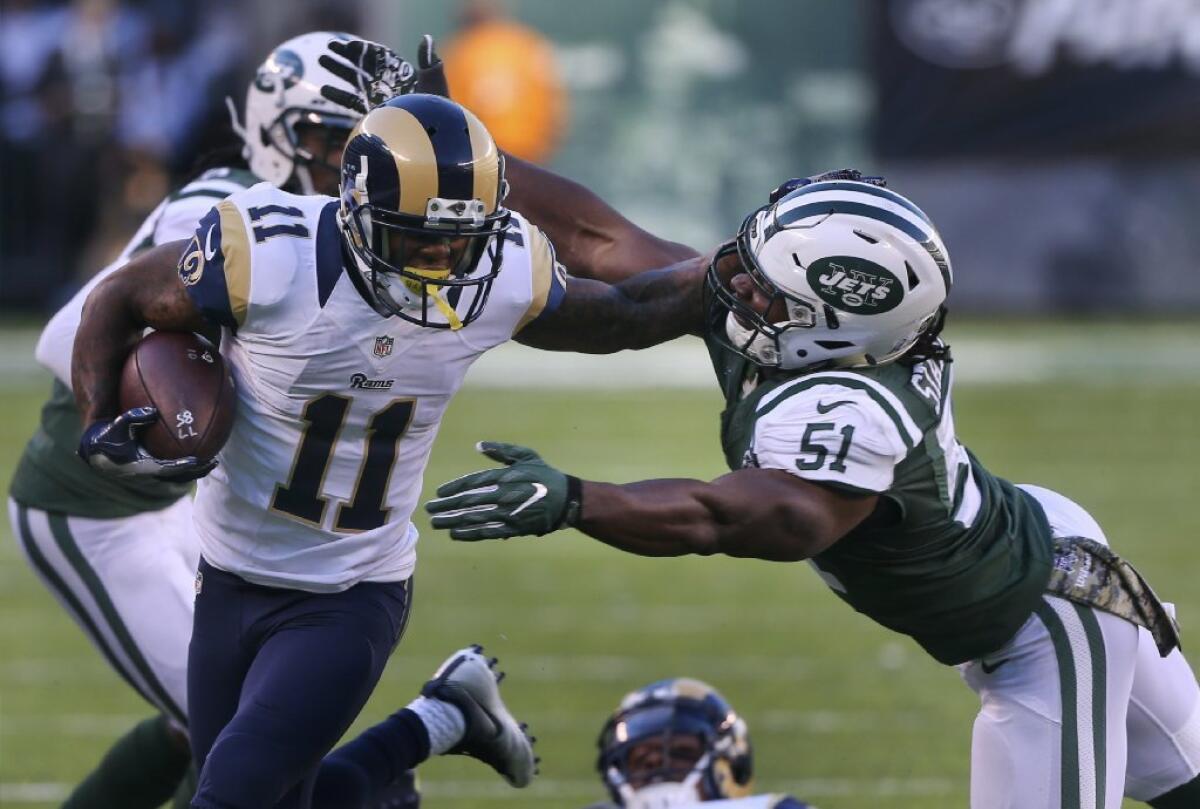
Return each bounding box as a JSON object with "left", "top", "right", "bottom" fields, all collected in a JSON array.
[
  {"left": 338, "top": 94, "right": 510, "bottom": 328},
  {"left": 597, "top": 678, "right": 755, "bottom": 807}
]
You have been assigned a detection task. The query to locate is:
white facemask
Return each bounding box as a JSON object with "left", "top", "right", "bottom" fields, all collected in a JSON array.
[{"left": 724, "top": 312, "right": 780, "bottom": 366}]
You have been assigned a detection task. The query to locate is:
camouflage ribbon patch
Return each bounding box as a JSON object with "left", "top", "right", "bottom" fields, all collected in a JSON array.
[{"left": 1046, "top": 536, "right": 1181, "bottom": 657}]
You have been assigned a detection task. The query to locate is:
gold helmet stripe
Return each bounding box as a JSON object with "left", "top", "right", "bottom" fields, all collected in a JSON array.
[
  {"left": 464, "top": 109, "right": 501, "bottom": 212},
  {"left": 358, "top": 106, "right": 439, "bottom": 216}
]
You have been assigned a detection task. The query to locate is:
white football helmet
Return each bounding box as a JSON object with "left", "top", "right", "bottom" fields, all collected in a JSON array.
[
  {"left": 709, "top": 178, "right": 952, "bottom": 371},
  {"left": 229, "top": 32, "right": 363, "bottom": 193}
]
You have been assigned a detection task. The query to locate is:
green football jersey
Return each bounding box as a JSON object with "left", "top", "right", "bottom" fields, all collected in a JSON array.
[
  {"left": 707, "top": 334, "right": 1054, "bottom": 665},
  {"left": 9, "top": 168, "right": 258, "bottom": 519}
]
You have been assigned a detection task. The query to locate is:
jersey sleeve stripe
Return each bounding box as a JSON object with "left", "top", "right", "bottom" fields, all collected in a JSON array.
[
  {"left": 315, "top": 202, "right": 344, "bottom": 307},
  {"left": 515, "top": 226, "right": 567, "bottom": 332},
  {"left": 217, "top": 200, "right": 252, "bottom": 326},
  {"left": 804, "top": 371, "right": 923, "bottom": 444},
  {"left": 169, "top": 187, "right": 234, "bottom": 202},
  {"left": 180, "top": 206, "right": 236, "bottom": 329},
  {"left": 756, "top": 376, "right": 918, "bottom": 451}
]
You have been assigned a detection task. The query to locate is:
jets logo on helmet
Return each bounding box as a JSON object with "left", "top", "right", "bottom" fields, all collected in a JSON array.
[
  {"left": 807, "top": 256, "right": 903, "bottom": 314},
  {"left": 597, "top": 678, "right": 754, "bottom": 808},
  {"left": 338, "top": 94, "right": 510, "bottom": 329},
  {"left": 709, "top": 176, "right": 953, "bottom": 371},
  {"left": 253, "top": 48, "right": 304, "bottom": 92},
  {"left": 230, "top": 32, "right": 378, "bottom": 194}
]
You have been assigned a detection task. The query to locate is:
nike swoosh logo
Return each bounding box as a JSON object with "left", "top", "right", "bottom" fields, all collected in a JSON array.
[
  {"left": 203, "top": 226, "right": 217, "bottom": 261},
  {"left": 509, "top": 483, "right": 548, "bottom": 516},
  {"left": 816, "top": 400, "right": 854, "bottom": 414},
  {"left": 980, "top": 658, "right": 1011, "bottom": 674}
]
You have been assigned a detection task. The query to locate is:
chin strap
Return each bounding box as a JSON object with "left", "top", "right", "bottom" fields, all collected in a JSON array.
[{"left": 403, "top": 267, "right": 464, "bottom": 330}]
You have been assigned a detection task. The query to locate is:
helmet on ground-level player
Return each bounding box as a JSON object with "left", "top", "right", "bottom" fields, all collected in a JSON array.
[
  {"left": 337, "top": 93, "right": 510, "bottom": 328},
  {"left": 597, "top": 678, "right": 754, "bottom": 808},
  {"left": 232, "top": 32, "right": 393, "bottom": 194},
  {"left": 708, "top": 175, "right": 952, "bottom": 371}
]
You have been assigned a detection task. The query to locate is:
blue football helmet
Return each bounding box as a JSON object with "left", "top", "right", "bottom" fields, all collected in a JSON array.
[
  {"left": 338, "top": 93, "right": 510, "bottom": 329},
  {"left": 597, "top": 678, "right": 754, "bottom": 808}
]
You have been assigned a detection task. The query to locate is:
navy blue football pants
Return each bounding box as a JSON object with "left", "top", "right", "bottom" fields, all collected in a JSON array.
[{"left": 188, "top": 558, "right": 415, "bottom": 809}]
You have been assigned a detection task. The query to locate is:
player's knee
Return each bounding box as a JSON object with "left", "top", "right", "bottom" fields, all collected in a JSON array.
[
  {"left": 193, "top": 731, "right": 306, "bottom": 809},
  {"left": 310, "top": 756, "right": 371, "bottom": 809}
]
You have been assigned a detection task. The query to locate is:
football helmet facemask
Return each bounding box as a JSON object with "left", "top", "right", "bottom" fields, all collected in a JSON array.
[
  {"left": 597, "top": 678, "right": 754, "bottom": 808},
  {"left": 708, "top": 177, "right": 953, "bottom": 371},
  {"left": 338, "top": 94, "right": 510, "bottom": 329},
  {"left": 232, "top": 32, "right": 397, "bottom": 194}
]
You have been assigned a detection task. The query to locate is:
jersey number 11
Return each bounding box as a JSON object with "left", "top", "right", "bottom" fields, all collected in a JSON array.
[{"left": 271, "top": 393, "right": 415, "bottom": 532}]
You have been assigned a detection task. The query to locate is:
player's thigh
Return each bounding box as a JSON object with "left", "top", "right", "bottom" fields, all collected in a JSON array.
[
  {"left": 187, "top": 560, "right": 258, "bottom": 771},
  {"left": 193, "top": 578, "right": 411, "bottom": 809},
  {"left": 1016, "top": 484, "right": 1108, "bottom": 545},
  {"left": 1125, "top": 626, "right": 1200, "bottom": 801},
  {"left": 69, "top": 498, "right": 198, "bottom": 714},
  {"left": 8, "top": 498, "right": 194, "bottom": 724},
  {"left": 963, "top": 596, "right": 1138, "bottom": 809}
]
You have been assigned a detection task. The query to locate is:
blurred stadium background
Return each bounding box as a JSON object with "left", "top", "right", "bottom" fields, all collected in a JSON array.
[{"left": 1, "top": 1, "right": 1197, "bottom": 807}]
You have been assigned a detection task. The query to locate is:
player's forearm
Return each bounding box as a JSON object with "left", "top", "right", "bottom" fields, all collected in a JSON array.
[
  {"left": 504, "top": 154, "right": 699, "bottom": 282},
  {"left": 72, "top": 272, "right": 147, "bottom": 423},
  {"left": 577, "top": 475, "right": 839, "bottom": 562},
  {"left": 518, "top": 258, "right": 707, "bottom": 352},
  {"left": 71, "top": 241, "right": 206, "bottom": 423},
  {"left": 576, "top": 479, "right": 727, "bottom": 557}
]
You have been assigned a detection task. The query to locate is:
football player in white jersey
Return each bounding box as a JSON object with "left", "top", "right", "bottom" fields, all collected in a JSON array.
[
  {"left": 6, "top": 31, "right": 424, "bottom": 809},
  {"left": 427, "top": 173, "right": 1200, "bottom": 809},
  {"left": 69, "top": 89, "right": 715, "bottom": 808},
  {"left": 583, "top": 678, "right": 814, "bottom": 809}
]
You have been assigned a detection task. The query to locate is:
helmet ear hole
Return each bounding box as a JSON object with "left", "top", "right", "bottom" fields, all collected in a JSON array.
[{"left": 906, "top": 261, "right": 921, "bottom": 290}]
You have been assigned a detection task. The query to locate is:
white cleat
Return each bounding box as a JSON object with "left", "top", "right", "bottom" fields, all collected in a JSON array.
[{"left": 421, "top": 644, "right": 539, "bottom": 787}]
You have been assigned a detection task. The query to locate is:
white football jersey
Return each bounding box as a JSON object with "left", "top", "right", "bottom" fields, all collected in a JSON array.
[
  {"left": 181, "top": 183, "right": 567, "bottom": 591},
  {"left": 36, "top": 168, "right": 258, "bottom": 385}
]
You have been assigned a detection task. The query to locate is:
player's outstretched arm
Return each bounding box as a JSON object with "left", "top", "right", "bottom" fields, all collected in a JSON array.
[
  {"left": 515, "top": 254, "right": 715, "bottom": 352},
  {"left": 425, "top": 443, "right": 878, "bottom": 560},
  {"left": 72, "top": 240, "right": 208, "bottom": 425},
  {"left": 503, "top": 154, "right": 700, "bottom": 283},
  {"left": 574, "top": 470, "right": 876, "bottom": 560}
]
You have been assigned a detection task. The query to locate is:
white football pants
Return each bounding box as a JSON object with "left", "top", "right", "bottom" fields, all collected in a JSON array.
[
  {"left": 8, "top": 497, "right": 198, "bottom": 726},
  {"left": 960, "top": 485, "right": 1200, "bottom": 809}
]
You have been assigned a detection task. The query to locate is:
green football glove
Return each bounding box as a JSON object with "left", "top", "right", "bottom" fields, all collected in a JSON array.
[{"left": 425, "top": 442, "right": 582, "bottom": 541}]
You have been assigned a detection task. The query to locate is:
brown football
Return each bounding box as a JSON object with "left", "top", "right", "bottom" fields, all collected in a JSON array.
[{"left": 118, "top": 331, "right": 236, "bottom": 463}]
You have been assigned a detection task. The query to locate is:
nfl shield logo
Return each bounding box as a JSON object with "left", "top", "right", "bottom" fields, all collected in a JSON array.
[{"left": 373, "top": 336, "right": 394, "bottom": 358}]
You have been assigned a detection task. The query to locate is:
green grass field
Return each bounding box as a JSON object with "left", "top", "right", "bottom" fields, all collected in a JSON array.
[{"left": 1, "top": 324, "right": 1197, "bottom": 808}]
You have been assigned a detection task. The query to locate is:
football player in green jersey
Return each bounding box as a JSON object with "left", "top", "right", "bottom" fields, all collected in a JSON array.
[{"left": 427, "top": 173, "right": 1200, "bottom": 809}]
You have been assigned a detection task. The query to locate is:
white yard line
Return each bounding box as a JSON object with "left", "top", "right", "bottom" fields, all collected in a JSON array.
[{"left": 2, "top": 327, "right": 1198, "bottom": 389}]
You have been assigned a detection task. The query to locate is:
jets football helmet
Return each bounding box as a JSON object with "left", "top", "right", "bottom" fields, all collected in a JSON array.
[
  {"left": 232, "top": 32, "right": 391, "bottom": 194},
  {"left": 597, "top": 678, "right": 754, "bottom": 808},
  {"left": 709, "top": 177, "right": 952, "bottom": 371},
  {"left": 338, "top": 94, "right": 510, "bottom": 328}
]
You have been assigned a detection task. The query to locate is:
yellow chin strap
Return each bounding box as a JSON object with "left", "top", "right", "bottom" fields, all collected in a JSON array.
[{"left": 403, "top": 267, "right": 463, "bottom": 330}]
